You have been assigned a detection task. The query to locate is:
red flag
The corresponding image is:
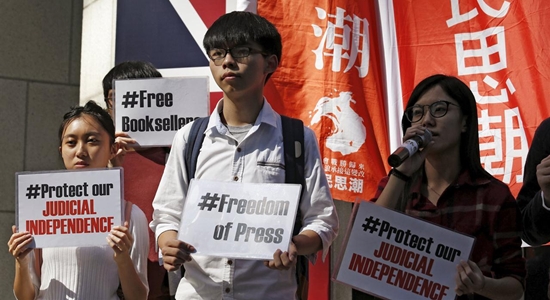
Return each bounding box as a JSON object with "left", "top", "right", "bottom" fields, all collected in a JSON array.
[
  {"left": 259, "top": 0, "right": 389, "bottom": 203},
  {"left": 391, "top": 0, "right": 550, "bottom": 195}
]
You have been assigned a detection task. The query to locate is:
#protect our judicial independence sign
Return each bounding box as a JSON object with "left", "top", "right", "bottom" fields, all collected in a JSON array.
[
  {"left": 16, "top": 168, "right": 124, "bottom": 248},
  {"left": 334, "top": 201, "right": 474, "bottom": 300}
]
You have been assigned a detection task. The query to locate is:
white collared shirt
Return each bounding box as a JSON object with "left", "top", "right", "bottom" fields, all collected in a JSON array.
[{"left": 150, "top": 99, "right": 338, "bottom": 300}]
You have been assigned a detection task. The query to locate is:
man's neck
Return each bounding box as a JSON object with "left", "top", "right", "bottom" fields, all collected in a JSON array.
[{"left": 221, "top": 93, "right": 264, "bottom": 126}]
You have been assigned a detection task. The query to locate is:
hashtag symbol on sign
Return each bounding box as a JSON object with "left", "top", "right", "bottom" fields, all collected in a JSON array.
[
  {"left": 121, "top": 91, "right": 139, "bottom": 108},
  {"left": 197, "top": 193, "right": 221, "bottom": 211},
  {"left": 25, "top": 184, "right": 40, "bottom": 199},
  {"left": 362, "top": 216, "right": 381, "bottom": 233}
]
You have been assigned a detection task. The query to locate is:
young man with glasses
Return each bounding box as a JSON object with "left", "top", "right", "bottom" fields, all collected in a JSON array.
[{"left": 150, "top": 11, "right": 339, "bottom": 300}]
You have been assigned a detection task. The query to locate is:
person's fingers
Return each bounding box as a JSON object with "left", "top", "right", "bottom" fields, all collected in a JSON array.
[
  {"left": 280, "top": 252, "right": 291, "bottom": 268},
  {"left": 271, "top": 249, "right": 283, "bottom": 268},
  {"left": 9, "top": 234, "right": 33, "bottom": 258},
  {"left": 110, "top": 230, "right": 131, "bottom": 247}
]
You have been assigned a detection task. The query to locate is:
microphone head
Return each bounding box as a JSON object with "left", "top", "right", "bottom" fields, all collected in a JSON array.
[{"left": 420, "top": 128, "right": 432, "bottom": 147}]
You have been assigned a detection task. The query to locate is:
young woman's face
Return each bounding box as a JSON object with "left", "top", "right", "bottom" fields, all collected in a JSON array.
[
  {"left": 411, "top": 85, "right": 467, "bottom": 155},
  {"left": 59, "top": 114, "right": 115, "bottom": 170}
]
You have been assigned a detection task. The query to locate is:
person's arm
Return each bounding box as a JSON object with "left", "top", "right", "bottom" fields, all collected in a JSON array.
[
  {"left": 293, "top": 230, "right": 322, "bottom": 255},
  {"left": 372, "top": 169, "right": 410, "bottom": 209},
  {"left": 517, "top": 118, "right": 550, "bottom": 245},
  {"left": 455, "top": 260, "right": 523, "bottom": 300},
  {"left": 265, "top": 127, "right": 339, "bottom": 270},
  {"left": 375, "top": 126, "right": 429, "bottom": 210},
  {"left": 458, "top": 190, "right": 525, "bottom": 299},
  {"left": 9, "top": 226, "right": 36, "bottom": 300},
  {"left": 108, "top": 221, "right": 147, "bottom": 300},
  {"left": 150, "top": 124, "right": 193, "bottom": 262},
  {"left": 293, "top": 127, "right": 339, "bottom": 260}
]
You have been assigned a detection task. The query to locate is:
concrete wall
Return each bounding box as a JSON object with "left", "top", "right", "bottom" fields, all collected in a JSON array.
[{"left": 0, "top": 0, "right": 82, "bottom": 297}]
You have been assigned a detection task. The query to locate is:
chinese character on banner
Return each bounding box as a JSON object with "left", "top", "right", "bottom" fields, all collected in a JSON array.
[
  {"left": 259, "top": 0, "right": 389, "bottom": 202},
  {"left": 392, "top": 0, "right": 550, "bottom": 195}
]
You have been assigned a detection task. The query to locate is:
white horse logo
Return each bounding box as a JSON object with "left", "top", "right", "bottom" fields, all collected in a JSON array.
[{"left": 310, "top": 91, "right": 366, "bottom": 156}]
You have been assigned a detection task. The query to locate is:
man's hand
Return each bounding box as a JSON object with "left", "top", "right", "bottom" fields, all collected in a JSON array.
[
  {"left": 264, "top": 241, "right": 297, "bottom": 270},
  {"left": 160, "top": 239, "right": 196, "bottom": 271}
]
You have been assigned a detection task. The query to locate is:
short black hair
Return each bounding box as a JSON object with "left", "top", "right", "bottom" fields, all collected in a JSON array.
[
  {"left": 203, "top": 11, "right": 282, "bottom": 81},
  {"left": 59, "top": 100, "right": 115, "bottom": 146},
  {"left": 102, "top": 61, "right": 162, "bottom": 105}
]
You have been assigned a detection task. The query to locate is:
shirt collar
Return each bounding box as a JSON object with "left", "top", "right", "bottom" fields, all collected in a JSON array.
[{"left": 207, "top": 98, "right": 278, "bottom": 135}]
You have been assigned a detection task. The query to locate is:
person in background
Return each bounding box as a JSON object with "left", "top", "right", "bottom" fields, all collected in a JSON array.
[
  {"left": 103, "top": 61, "right": 173, "bottom": 299},
  {"left": 516, "top": 116, "right": 550, "bottom": 299}
]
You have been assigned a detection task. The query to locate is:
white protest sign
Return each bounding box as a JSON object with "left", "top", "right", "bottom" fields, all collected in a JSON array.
[
  {"left": 114, "top": 77, "right": 209, "bottom": 147},
  {"left": 16, "top": 168, "right": 123, "bottom": 248},
  {"left": 178, "top": 179, "right": 301, "bottom": 259},
  {"left": 334, "top": 201, "right": 474, "bottom": 300}
]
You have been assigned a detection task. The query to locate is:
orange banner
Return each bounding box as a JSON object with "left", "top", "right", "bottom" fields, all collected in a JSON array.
[
  {"left": 392, "top": 0, "right": 550, "bottom": 195},
  {"left": 259, "top": 0, "right": 389, "bottom": 202}
]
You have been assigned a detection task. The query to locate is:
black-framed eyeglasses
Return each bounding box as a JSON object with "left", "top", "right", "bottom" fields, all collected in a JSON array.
[
  {"left": 207, "top": 46, "right": 266, "bottom": 65},
  {"left": 404, "top": 100, "right": 460, "bottom": 123}
]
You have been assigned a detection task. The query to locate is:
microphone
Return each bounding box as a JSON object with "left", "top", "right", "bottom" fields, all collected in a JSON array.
[{"left": 388, "top": 129, "right": 432, "bottom": 168}]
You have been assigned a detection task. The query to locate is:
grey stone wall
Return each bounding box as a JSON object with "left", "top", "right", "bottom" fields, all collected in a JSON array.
[{"left": 0, "top": 0, "right": 82, "bottom": 297}]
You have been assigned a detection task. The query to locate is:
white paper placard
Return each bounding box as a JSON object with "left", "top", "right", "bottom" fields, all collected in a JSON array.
[
  {"left": 334, "top": 201, "right": 475, "bottom": 300},
  {"left": 114, "top": 77, "right": 209, "bottom": 147},
  {"left": 178, "top": 179, "right": 301, "bottom": 259},
  {"left": 16, "top": 168, "right": 123, "bottom": 248}
]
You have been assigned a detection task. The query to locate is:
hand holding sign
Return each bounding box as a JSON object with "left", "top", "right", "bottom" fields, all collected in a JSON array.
[
  {"left": 265, "top": 241, "right": 297, "bottom": 270},
  {"left": 158, "top": 231, "right": 196, "bottom": 272},
  {"left": 7, "top": 226, "right": 33, "bottom": 261},
  {"left": 455, "top": 260, "right": 486, "bottom": 297},
  {"left": 107, "top": 221, "right": 134, "bottom": 262}
]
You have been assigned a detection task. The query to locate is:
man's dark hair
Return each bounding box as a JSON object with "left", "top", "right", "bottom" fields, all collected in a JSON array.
[
  {"left": 59, "top": 100, "right": 116, "bottom": 145},
  {"left": 102, "top": 61, "right": 162, "bottom": 107},
  {"left": 203, "top": 11, "right": 282, "bottom": 81}
]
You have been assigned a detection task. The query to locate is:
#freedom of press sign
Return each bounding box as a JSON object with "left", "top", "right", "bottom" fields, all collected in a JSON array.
[
  {"left": 16, "top": 168, "right": 123, "bottom": 248},
  {"left": 178, "top": 179, "right": 301, "bottom": 260},
  {"left": 334, "top": 201, "right": 474, "bottom": 300},
  {"left": 114, "top": 77, "right": 209, "bottom": 147}
]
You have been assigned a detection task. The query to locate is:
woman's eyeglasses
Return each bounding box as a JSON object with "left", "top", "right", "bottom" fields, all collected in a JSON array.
[{"left": 404, "top": 100, "right": 460, "bottom": 123}]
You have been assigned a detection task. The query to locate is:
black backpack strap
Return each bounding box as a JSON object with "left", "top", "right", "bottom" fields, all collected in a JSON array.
[
  {"left": 281, "top": 115, "right": 306, "bottom": 235},
  {"left": 180, "top": 116, "right": 208, "bottom": 279},
  {"left": 281, "top": 115, "right": 308, "bottom": 300},
  {"left": 184, "top": 117, "right": 209, "bottom": 181},
  {"left": 282, "top": 115, "right": 305, "bottom": 189}
]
